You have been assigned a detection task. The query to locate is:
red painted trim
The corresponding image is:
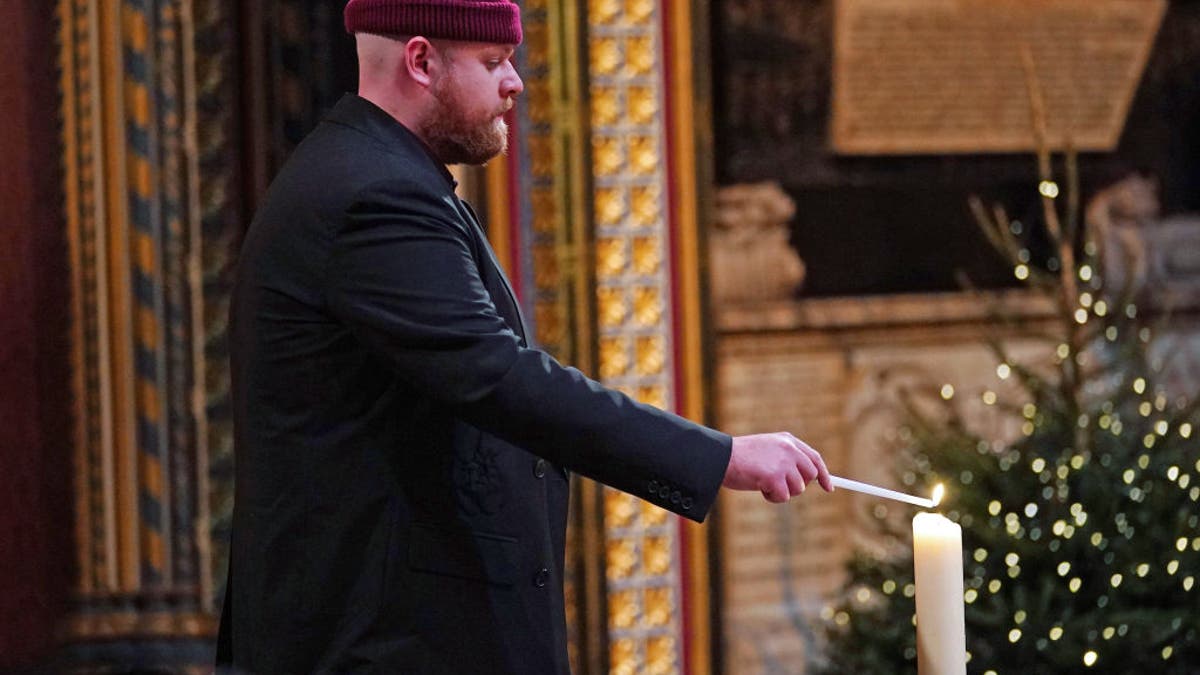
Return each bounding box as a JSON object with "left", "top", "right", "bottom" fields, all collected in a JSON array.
[
  {"left": 505, "top": 112, "right": 524, "bottom": 302},
  {"left": 658, "top": 4, "right": 696, "bottom": 673}
]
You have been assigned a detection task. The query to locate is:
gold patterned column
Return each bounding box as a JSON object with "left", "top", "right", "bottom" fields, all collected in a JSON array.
[
  {"left": 589, "top": 1, "right": 689, "bottom": 673},
  {"left": 58, "top": 0, "right": 226, "bottom": 668}
]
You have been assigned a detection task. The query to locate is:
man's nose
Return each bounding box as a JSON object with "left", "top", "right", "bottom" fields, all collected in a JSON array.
[{"left": 503, "top": 64, "right": 524, "bottom": 98}]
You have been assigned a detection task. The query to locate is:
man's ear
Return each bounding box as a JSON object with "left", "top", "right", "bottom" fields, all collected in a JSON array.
[{"left": 403, "top": 37, "right": 436, "bottom": 88}]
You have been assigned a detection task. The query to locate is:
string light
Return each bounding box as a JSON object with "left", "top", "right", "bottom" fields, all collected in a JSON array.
[{"left": 818, "top": 209, "right": 1200, "bottom": 671}]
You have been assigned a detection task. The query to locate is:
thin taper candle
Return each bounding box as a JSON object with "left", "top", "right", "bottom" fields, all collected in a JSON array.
[{"left": 830, "top": 475, "right": 938, "bottom": 509}]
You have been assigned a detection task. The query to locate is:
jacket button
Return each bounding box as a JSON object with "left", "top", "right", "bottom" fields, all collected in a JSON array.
[
  {"left": 671, "top": 490, "right": 681, "bottom": 505},
  {"left": 534, "top": 459, "right": 547, "bottom": 478},
  {"left": 681, "top": 496, "right": 693, "bottom": 511},
  {"left": 534, "top": 568, "right": 550, "bottom": 588}
]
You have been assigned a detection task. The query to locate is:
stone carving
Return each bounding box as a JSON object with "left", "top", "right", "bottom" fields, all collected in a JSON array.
[
  {"left": 711, "top": 182, "right": 806, "bottom": 303},
  {"left": 1087, "top": 173, "right": 1200, "bottom": 296}
]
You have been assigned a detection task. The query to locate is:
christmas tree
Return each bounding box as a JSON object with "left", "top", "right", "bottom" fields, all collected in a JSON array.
[{"left": 813, "top": 80, "right": 1200, "bottom": 674}]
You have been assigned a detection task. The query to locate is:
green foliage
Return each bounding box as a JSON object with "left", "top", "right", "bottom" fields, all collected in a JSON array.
[{"left": 812, "top": 144, "right": 1200, "bottom": 674}]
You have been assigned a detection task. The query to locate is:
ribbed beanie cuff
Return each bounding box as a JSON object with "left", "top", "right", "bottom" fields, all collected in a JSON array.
[{"left": 344, "top": 0, "right": 523, "bottom": 45}]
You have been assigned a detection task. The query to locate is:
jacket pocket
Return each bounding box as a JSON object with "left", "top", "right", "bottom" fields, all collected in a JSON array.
[{"left": 407, "top": 522, "right": 520, "bottom": 586}]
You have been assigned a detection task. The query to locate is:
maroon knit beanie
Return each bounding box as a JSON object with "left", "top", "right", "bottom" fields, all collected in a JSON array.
[{"left": 344, "top": 0, "right": 523, "bottom": 45}]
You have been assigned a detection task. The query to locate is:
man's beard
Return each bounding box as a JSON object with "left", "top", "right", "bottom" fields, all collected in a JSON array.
[{"left": 421, "top": 74, "right": 510, "bottom": 166}]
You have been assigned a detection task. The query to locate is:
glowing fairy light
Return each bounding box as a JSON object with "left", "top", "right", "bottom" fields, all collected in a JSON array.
[
  {"left": 1084, "top": 650, "right": 1098, "bottom": 666},
  {"left": 996, "top": 364, "right": 1011, "bottom": 379},
  {"left": 1015, "top": 264, "right": 1030, "bottom": 280},
  {"left": 940, "top": 384, "right": 955, "bottom": 400},
  {"left": 1039, "top": 180, "right": 1060, "bottom": 198},
  {"left": 1079, "top": 265, "right": 1094, "bottom": 282}
]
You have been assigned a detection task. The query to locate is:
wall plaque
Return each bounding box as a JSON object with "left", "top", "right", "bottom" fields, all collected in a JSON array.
[{"left": 831, "top": 0, "right": 1166, "bottom": 154}]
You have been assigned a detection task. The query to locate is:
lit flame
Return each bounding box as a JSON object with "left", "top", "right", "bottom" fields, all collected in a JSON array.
[{"left": 931, "top": 484, "right": 946, "bottom": 507}]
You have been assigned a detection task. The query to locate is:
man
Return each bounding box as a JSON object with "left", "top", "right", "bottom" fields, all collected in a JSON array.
[{"left": 218, "top": 0, "right": 832, "bottom": 672}]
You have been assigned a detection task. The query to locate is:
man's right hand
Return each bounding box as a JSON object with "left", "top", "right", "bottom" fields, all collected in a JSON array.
[{"left": 722, "top": 433, "right": 833, "bottom": 503}]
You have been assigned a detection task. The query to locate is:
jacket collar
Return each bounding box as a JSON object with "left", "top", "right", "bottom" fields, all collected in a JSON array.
[{"left": 324, "top": 93, "right": 458, "bottom": 190}]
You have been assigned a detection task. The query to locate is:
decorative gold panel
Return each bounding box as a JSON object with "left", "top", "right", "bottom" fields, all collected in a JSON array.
[
  {"left": 631, "top": 185, "right": 661, "bottom": 227},
  {"left": 609, "top": 588, "right": 641, "bottom": 629},
  {"left": 589, "top": 1, "right": 685, "bottom": 672},
  {"left": 636, "top": 386, "right": 668, "bottom": 410},
  {"left": 643, "top": 586, "right": 673, "bottom": 626},
  {"left": 605, "top": 490, "right": 639, "bottom": 529},
  {"left": 635, "top": 336, "right": 665, "bottom": 375},
  {"left": 632, "top": 236, "right": 661, "bottom": 275},
  {"left": 599, "top": 336, "right": 630, "bottom": 379},
  {"left": 628, "top": 136, "right": 660, "bottom": 175},
  {"left": 598, "top": 287, "right": 629, "bottom": 328},
  {"left": 596, "top": 187, "right": 627, "bottom": 225},
  {"left": 593, "top": 136, "right": 626, "bottom": 176},
  {"left": 628, "top": 86, "right": 658, "bottom": 125},
  {"left": 592, "top": 86, "right": 622, "bottom": 126},
  {"left": 632, "top": 287, "right": 663, "bottom": 326},
  {"left": 597, "top": 237, "right": 628, "bottom": 278}
]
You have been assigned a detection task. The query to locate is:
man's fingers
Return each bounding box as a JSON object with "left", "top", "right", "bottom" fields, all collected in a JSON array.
[
  {"left": 759, "top": 477, "right": 789, "bottom": 503},
  {"left": 794, "top": 454, "right": 818, "bottom": 484},
  {"left": 788, "top": 434, "right": 833, "bottom": 492},
  {"left": 785, "top": 469, "right": 805, "bottom": 497}
]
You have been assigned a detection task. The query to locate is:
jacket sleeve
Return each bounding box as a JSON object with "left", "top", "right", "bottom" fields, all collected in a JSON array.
[{"left": 326, "top": 180, "right": 731, "bottom": 521}]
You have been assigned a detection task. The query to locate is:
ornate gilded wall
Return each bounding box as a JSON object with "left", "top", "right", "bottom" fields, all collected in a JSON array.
[{"left": 58, "top": 0, "right": 716, "bottom": 671}]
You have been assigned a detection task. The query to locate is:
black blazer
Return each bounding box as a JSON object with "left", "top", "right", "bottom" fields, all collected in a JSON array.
[{"left": 219, "top": 94, "right": 731, "bottom": 674}]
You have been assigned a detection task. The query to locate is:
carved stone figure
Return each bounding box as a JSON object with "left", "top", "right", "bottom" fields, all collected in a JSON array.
[
  {"left": 710, "top": 181, "right": 806, "bottom": 303},
  {"left": 1087, "top": 173, "right": 1200, "bottom": 297}
]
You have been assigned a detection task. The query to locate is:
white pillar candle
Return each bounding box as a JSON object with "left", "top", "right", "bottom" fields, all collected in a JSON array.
[{"left": 912, "top": 512, "right": 967, "bottom": 675}]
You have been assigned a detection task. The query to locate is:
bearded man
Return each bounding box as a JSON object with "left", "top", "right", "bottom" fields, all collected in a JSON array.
[{"left": 219, "top": 1, "right": 831, "bottom": 672}]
